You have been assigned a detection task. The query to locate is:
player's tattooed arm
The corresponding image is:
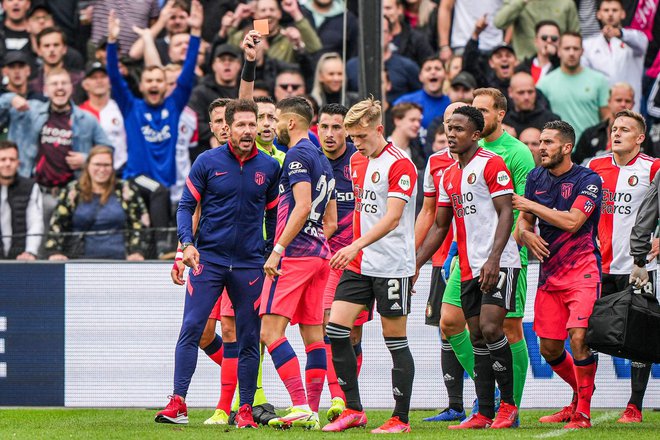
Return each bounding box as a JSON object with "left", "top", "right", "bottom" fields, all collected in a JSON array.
[{"left": 480, "top": 194, "right": 513, "bottom": 293}]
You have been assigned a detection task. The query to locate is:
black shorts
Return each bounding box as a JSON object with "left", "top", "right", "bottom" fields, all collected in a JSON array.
[
  {"left": 425, "top": 266, "right": 446, "bottom": 326},
  {"left": 602, "top": 271, "right": 656, "bottom": 297},
  {"left": 334, "top": 270, "right": 413, "bottom": 317},
  {"left": 460, "top": 267, "right": 519, "bottom": 319}
]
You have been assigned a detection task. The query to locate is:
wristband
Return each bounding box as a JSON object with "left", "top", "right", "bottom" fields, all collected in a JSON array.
[
  {"left": 273, "top": 243, "right": 285, "bottom": 254},
  {"left": 175, "top": 251, "right": 183, "bottom": 260},
  {"left": 241, "top": 59, "right": 256, "bottom": 82}
]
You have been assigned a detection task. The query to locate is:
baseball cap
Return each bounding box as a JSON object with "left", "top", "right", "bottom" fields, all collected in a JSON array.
[
  {"left": 489, "top": 43, "right": 516, "bottom": 58},
  {"left": 213, "top": 44, "right": 241, "bottom": 59},
  {"left": 450, "top": 71, "right": 477, "bottom": 89},
  {"left": 85, "top": 61, "right": 107, "bottom": 78},
  {"left": 27, "top": 3, "right": 53, "bottom": 18},
  {"left": 2, "top": 51, "right": 31, "bottom": 67}
]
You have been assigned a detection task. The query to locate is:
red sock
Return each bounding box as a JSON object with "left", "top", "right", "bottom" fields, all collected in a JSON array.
[
  {"left": 202, "top": 335, "right": 223, "bottom": 366},
  {"left": 305, "top": 341, "right": 327, "bottom": 412},
  {"left": 268, "top": 337, "right": 307, "bottom": 407},
  {"left": 217, "top": 342, "right": 238, "bottom": 413},
  {"left": 325, "top": 338, "right": 345, "bottom": 399},
  {"left": 574, "top": 355, "right": 597, "bottom": 418},
  {"left": 548, "top": 350, "right": 577, "bottom": 392}
]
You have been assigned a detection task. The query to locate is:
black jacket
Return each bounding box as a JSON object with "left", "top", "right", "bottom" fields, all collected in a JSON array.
[
  {"left": 574, "top": 119, "right": 653, "bottom": 165},
  {"left": 302, "top": 5, "right": 360, "bottom": 59},
  {"left": 1, "top": 176, "right": 35, "bottom": 259},
  {"left": 391, "top": 20, "right": 434, "bottom": 67},
  {"left": 503, "top": 101, "right": 560, "bottom": 137},
  {"left": 515, "top": 55, "right": 560, "bottom": 77},
  {"left": 462, "top": 37, "right": 510, "bottom": 98}
]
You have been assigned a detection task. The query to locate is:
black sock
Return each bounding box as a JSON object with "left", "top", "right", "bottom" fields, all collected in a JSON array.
[
  {"left": 327, "top": 322, "right": 362, "bottom": 411},
  {"left": 473, "top": 344, "right": 495, "bottom": 419},
  {"left": 486, "top": 335, "right": 514, "bottom": 406},
  {"left": 629, "top": 362, "right": 651, "bottom": 409},
  {"left": 385, "top": 337, "right": 414, "bottom": 424},
  {"left": 441, "top": 339, "right": 464, "bottom": 412}
]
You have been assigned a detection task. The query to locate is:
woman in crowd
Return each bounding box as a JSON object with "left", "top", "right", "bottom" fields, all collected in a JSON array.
[{"left": 311, "top": 52, "right": 358, "bottom": 107}]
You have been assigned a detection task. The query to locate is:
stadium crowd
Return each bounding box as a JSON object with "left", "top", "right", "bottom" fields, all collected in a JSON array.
[{"left": 1, "top": 0, "right": 659, "bottom": 433}]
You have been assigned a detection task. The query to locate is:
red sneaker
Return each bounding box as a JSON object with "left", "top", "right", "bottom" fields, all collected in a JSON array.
[
  {"left": 448, "top": 412, "right": 493, "bottom": 430},
  {"left": 155, "top": 395, "right": 188, "bottom": 424},
  {"left": 321, "top": 408, "right": 368, "bottom": 432},
  {"left": 564, "top": 412, "right": 591, "bottom": 429},
  {"left": 371, "top": 416, "right": 411, "bottom": 434},
  {"left": 617, "top": 404, "right": 642, "bottom": 423},
  {"left": 491, "top": 402, "right": 518, "bottom": 429},
  {"left": 539, "top": 404, "right": 574, "bottom": 423},
  {"left": 235, "top": 404, "right": 258, "bottom": 428}
]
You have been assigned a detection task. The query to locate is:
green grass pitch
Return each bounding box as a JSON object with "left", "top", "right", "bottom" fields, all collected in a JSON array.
[{"left": 0, "top": 409, "right": 659, "bottom": 439}]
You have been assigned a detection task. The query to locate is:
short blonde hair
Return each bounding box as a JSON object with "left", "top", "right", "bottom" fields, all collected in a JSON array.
[{"left": 344, "top": 97, "right": 382, "bottom": 129}]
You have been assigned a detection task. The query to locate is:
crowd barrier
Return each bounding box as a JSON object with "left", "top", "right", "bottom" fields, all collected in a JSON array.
[{"left": 0, "top": 262, "right": 657, "bottom": 408}]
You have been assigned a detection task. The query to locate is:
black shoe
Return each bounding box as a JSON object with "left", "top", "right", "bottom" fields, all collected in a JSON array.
[
  {"left": 253, "top": 403, "right": 277, "bottom": 425},
  {"left": 228, "top": 410, "right": 237, "bottom": 426}
]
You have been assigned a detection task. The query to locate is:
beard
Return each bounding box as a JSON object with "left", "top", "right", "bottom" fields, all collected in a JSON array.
[
  {"left": 277, "top": 126, "right": 291, "bottom": 147},
  {"left": 541, "top": 150, "right": 564, "bottom": 169},
  {"left": 481, "top": 119, "right": 498, "bottom": 139}
]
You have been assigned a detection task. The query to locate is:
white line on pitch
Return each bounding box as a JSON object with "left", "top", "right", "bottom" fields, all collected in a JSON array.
[{"left": 534, "top": 412, "right": 618, "bottom": 438}]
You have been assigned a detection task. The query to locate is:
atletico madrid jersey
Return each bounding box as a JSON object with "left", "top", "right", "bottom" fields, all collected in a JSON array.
[{"left": 328, "top": 142, "right": 357, "bottom": 253}]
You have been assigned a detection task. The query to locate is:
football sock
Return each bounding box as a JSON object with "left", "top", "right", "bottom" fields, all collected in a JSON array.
[
  {"left": 486, "top": 335, "right": 515, "bottom": 406},
  {"left": 327, "top": 322, "right": 362, "bottom": 411},
  {"left": 547, "top": 350, "right": 577, "bottom": 392},
  {"left": 202, "top": 334, "right": 224, "bottom": 366},
  {"left": 629, "top": 362, "right": 651, "bottom": 409},
  {"left": 574, "top": 354, "right": 597, "bottom": 418},
  {"left": 441, "top": 338, "right": 465, "bottom": 411},
  {"left": 268, "top": 337, "right": 306, "bottom": 407},
  {"left": 473, "top": 344, "right": 495, "bottom": 419},
  {"left": 304, "top": 341, "right": 327, "bottom": 412},
  {"left": 354, "top": 341, "right": 363, "bottom": 376},
  {"left": 217, "top": 342, "right": 238, "bottom": 413},
  {"left": 385, "top": 337, "right": 414, "bottom": 424},
  {"left": 325, "top": 335, "right": 345, "bottom": 399},
  {"left": 448, "top": 329, "right": 475, "bottom": 379},
  {"left": 510, "top": 339, "right": 529, "bottom": 407}
]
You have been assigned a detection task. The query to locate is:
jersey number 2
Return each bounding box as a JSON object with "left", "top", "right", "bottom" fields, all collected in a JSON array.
[{"left": 309, "top": 175, "right": 336, "bottom": 221}]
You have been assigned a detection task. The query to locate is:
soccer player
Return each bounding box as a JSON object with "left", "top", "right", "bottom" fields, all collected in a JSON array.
[
  {"left": 156, "top": 99, "right": 280, "bottom": 428},
  {"left": 514, "top": 120, "right": 602, "bottom": 429},
  {"left": 259, "top": 96, "right": 337, "bottom": 430},
  {"left": 323, "top": 98, "right": 418, "bottom": 434},
  {"left": 588, "top": 109, "right": 660, "bottom": 423},
  {"left": 416, "top": 106, "right": 521, "bottom": 430}
]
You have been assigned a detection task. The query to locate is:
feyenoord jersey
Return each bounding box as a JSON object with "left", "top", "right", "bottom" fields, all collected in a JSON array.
[
  {"left": 348, "top": 143, "right": 418, "bottom": 277},
  {"left": 277, "top": 139, "right": 335, "bottom": 259},
  {"left": 589, "top": 153, "right": 660, "bottom": 274},
  {"left": 438, "top": 148, "right": 521, "bottom": 281},
  {"left": 328, "top": 142, "right": 357, "bottom": 253},
  {"left": 422, "top": 148, "right": 457, "bottom": 266}
]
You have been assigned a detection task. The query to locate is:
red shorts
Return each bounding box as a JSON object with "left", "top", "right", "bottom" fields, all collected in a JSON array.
[
  {"left": 260, "top": 256, "right": 330, "bottom": 325},
  {"left": 533, "top": 283, "right": 600, "bottom": 340},
  {"left": 323, "top": 267, "right": 371, "bottom": 326},
  {"left": 208, "top": 289, "right": 234, "bottom": 320}
]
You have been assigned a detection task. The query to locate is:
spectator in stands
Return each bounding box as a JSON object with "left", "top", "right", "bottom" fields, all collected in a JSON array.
[
  {"left": 273, "top": 68, "right": 306, "bottom": 102},
  {"left": 447, "top": 70, "right": 476, "bottom": 103},
  {"left": 383, "top": 0, "right": 434, "bottom": 66},
  {"left": 346, "top": 17, "right": 421, "bottom": 103},
  {"left": 494, "top": 0, "right": 580, "bottom": 59},
  {"left": 445, "top": 54, "right": 463, "bottom": 86},
  {"left": 518, "top": 126, "right": 541, "bottom": 166},
  {"left": 310, "top": 52, "right": 358, "bottom": 106},
  {"left": 90, "top": 0, "right": 161, "bottom": 56},
  {"left": 582, "top": 0, "right": 648, "bottom": 112},
  {"left": 0, "top": 51, "right": 43, "bottom": 139},
  {"left": 188, "top": 44, "right": 240, "bottom": 149},
  {"left": 28, "top": 27, "right": 85, "bottom": 101},
  {"left": 537, "top": 32, "right": 610, "bottom": 143},
  {"left": 503, "top": 72, "right": 559, "bottom": 137},
  {"left": 575, "top": 0, "right": 601, "bottom": 39},
  {"left": 394, "top": 55, "right": 451, "bottom": 133},
  {"left": 302, "top": 0, "right": 359, "bottom": 58},
  {"left": 129, "top": 0, "right": 190, "bottom": 65},
  {"left": 514, "top": 20, "right": 560, "bottom": 84},
  {"left": 79, "top": 62, "right": 128, "bottom": 173},
  {"left": 402, "top": 0, "right": 439, "bottom": 51},
  {"left": 429, "top": 121, "right": 448, "bottom": 153},
  {"left": 0, "top": 140, "right": 42, "bottom": 260},
  {"left": 1, "top": 0, "right": 31, "bottom": 52},
  {"left": 437, "top": 0, "right": 504, "bottom": 61},
  {"left": 45, "top": 145, "right": 149, "bottom": 261},
  {"left": 573, "top": 82, "right": 640, "bottom": 165},
  {"left": 0, "top": 68, "right": 111, "bottom": 225}
]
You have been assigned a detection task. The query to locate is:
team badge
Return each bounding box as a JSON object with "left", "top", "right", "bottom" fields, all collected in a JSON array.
[
  {"left": 255, "top": 171, "right": 265, "bottom": 185},
  {"left": 371, "top": 171, "right": 381, "bottom": 183},
  {"left": 561, "top": 183, "right": 573, "bottom": 199},
  {"left": 398, "top": 175, "right": 411, "bottom": 190},
  {"left": 628, "top": 175, "right": 638, "bottom": 186},
  {"left": 497, "top": 171, "right": 510, "bottom": 186},
  {"left": 344, "top": 165, "right": 351, "bottom": 180},
  {"left": 192, "top": 264, "right": 204, "bottom": 276},
  {"left": 467, "top": 173, "right": 476, "bottom": 184},
  {"left": 162, "top": 109, "right": 169, "bottom": 119},
  {"left": 584, "top": 199, "right": 595, "bottom": 213}
]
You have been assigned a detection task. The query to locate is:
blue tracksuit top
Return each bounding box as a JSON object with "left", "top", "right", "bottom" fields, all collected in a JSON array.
[
  {"left": 177, "top": 144, "right": 281, "bottom": 268},
  {"left": 107, "top": 35, "right": 200, "bottom": 187}
]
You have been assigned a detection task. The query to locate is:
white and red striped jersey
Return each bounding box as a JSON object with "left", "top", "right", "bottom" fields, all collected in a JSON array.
[
  {"left": 171, "top": 106, "right": 199, "bottom": 203},
  {"left": 588, "top": 153, "right": 660, "bottom": 274},
  {"left": 438, "top": 148, "right": 521, "bottom": 281},
  {"left": 422, "top": 148, "right": 457, "bottom": 266},
  {"left": 348, "top": 143, "right": 418, "bottom": 277},
  {"left": 79, "top": 99, "right": 127, "bottom": 169}
]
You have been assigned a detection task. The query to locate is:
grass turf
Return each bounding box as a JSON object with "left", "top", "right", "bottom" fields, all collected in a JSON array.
[{"left": 0, "top": 409, "right": 658, "bottom": 439}]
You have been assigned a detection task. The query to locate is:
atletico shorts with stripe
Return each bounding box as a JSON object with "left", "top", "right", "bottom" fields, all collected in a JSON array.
[
  {"left": 260, "top": 256, "right": 330, "bottom": 325},
  {"left": 461, "top": 267, "right": 519, "bottom": 319},
  {"left": 209, "top": 289, "right": 234, "bottom": 319},
  {"left": 334, "top": 269, "right": 413, "bottom": 317},
  {"left": 324, "top": 267, "right": 373, "bottom": 326},
  {"left": 533, "top": 283, "right": 601, "bottom": 340}
]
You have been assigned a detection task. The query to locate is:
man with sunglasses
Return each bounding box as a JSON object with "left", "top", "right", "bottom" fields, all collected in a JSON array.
[
  {"left": 515, "top": 20, "right": 561, "bottom": 84},
  {"left": 274, "top": 68, "right": 306, "bottom": 102}
]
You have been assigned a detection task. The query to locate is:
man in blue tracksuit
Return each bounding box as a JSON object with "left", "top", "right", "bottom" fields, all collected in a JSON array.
[{"left": 155, "top": 99, "right": 280, "bottom": 428}]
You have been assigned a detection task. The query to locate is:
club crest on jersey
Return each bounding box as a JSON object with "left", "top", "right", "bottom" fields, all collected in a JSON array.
[
  {"left": 255, "top": 171, "right": 265, "bottom": 185},
  {"left": 192, "top": 264, "right": 204, "bottom": 276},
  {"left": 344, "top": 165, "right": 351, "bottom": 180},
  {"left": 497, "top": 171, "right": 510, "bottom": 186},
  {"left": 584, "top": 199, "right": 595, "bottom": 213},
  {"left": 467, "top": 173, "right": 477, "bottom": 184},
  {"left": 628, "top": 175, "right": 638, "bottom": 186},
  {"left": 371, "top": 171, "right": 381, "bottom": 183},
  {"left": 561, "top": 183, "right": 573, "bottom": 199}
]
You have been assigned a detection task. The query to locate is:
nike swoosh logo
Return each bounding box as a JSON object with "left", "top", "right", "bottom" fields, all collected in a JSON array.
[
  {"left": 577, "top": 316, "right": 588, "bottom": 320},
  {"left": 249, "top": 277, "right": 260, "bottom": 286},
  {"left": 535, "top": 190, "right": 547, "bottom": 195},
  {"left": 215, "top": 171, "right": 228, "bottom": 176}
]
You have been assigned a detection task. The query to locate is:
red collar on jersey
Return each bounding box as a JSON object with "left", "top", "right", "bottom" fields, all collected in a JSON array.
[{"left": 228, "top": 141, "right": 258, "bottom": 165}]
